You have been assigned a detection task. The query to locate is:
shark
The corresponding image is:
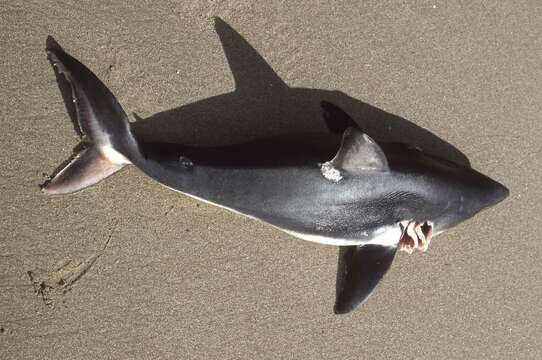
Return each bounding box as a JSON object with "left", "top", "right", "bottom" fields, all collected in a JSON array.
[{"left": 41, "top": 29, "right": 508, "bottom": 314}]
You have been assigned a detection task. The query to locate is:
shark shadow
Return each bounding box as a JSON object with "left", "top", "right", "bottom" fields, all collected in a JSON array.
[{"left": 131, "top": 18, "right": 470, "bottom": 168}]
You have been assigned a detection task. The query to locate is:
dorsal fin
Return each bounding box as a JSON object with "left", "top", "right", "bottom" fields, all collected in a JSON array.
[{"left": 331, "top": 127, "right": 389, "bottom": 174}]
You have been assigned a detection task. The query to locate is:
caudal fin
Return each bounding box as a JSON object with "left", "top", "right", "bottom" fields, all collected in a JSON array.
[{"left": 42, "top": 36, "right": 141, "bottom": 195}]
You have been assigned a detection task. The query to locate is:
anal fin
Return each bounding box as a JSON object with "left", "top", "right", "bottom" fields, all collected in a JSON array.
[{"left": 334, "top": 244, "right": 397, "bottom": 314}]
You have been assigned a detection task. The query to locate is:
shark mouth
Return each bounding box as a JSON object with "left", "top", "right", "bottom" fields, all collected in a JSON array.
[{"left": 398, "top": 220, "right": 433, "bottom": 254}]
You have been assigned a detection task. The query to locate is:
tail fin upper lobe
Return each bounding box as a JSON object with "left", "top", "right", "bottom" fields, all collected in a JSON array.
[{"left": 42, "top": 37, "right": 141, "bottom": 195}]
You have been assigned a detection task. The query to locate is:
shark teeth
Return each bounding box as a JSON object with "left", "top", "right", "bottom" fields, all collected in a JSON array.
[{"left": 398, "top": 220, "right": 433, "bottom": 254}]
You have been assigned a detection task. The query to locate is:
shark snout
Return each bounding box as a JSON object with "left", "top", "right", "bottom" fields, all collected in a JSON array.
[
  {"left": 465, "top": 171, "right": 509, "bottom": 213},
  {"left": 484, "top": 178, "right": 509, "bottom": 208}
]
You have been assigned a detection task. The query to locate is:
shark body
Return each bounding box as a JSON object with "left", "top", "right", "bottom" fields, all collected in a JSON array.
[{"left": 42, "top": 33, "right": 508, "bottom": 314}]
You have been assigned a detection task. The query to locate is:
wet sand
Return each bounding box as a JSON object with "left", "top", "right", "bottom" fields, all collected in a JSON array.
[{"left": 1, "top": 2, "right": 540, "bottom": 359}]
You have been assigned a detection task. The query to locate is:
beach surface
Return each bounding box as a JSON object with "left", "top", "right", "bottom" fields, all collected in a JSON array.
[{"left": 1, "top": 1, "right": 540, "bottom": 359}]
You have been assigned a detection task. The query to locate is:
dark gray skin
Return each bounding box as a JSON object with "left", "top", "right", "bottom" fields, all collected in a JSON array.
[
  {"left": 43, "top": 35, "right": 508, "bottom": 314},
  {"left": 137, "top": 137, "right": 508, "bottom": 244}
]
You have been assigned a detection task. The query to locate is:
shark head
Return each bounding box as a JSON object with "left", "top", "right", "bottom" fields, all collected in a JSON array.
[
  {"left": 382, "top": 145, "right": 509, "bottom": 237},
  {"left": 421, "top": 155, "right": 509, "bottom": 234},
  {"left": 318, "top": 125, "right": 508, "bottom": 247}
]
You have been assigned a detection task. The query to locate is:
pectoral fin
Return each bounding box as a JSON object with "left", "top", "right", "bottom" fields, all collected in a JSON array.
[
  {"left": 332, "top": 128, "right": 389, "bottom": 173},
  {"left": 334, "top": 244, "right": 397, "bottom": 314},
  {"left": 321, "top": 127, "right": 389, "bottom": 182}
]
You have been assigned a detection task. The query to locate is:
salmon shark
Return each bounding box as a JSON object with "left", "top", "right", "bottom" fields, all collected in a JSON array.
[{"left": 42, "top": 36, "right": 509, "bottom": 314}]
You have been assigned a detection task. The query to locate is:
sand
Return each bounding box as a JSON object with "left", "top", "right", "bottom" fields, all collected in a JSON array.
[{"left": 1, "top": 1, "right": 541, "bottom": 359}]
